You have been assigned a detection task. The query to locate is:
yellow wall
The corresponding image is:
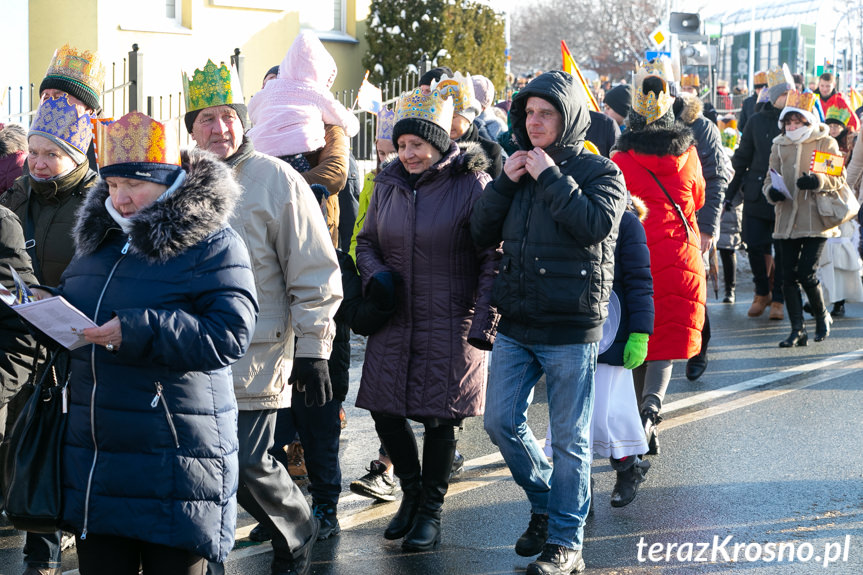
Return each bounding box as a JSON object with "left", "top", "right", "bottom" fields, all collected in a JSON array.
[
  {"left": 29, "top": 0, "right": 99, "bottom": 90},
  {"left": 28, "top": 0, "right": 372, "bottom": 122}
]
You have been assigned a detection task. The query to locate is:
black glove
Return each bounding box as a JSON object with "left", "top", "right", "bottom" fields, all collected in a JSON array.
[
  {"left": 768, "top": 188, "right": 786, "bottom": 203},
  {"left": 796, "top": 172, "right": 819, "bottom": 190},
  {"left": 368, "top": 271, "right": 398, "bottom": 310},
  {"left": 289, "top": 357, "right": 332, "bottom": 407}
]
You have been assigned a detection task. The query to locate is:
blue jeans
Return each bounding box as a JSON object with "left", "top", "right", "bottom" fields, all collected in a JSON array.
[
  {"left": 24, "top": 530, "right": 61, "bottom": 569},
  {"left": 484, "top": 333, "right": 596, "bottom": 551}
]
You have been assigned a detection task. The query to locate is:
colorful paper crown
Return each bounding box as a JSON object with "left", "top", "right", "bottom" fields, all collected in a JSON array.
[
  {"left": 785, "top": 90, "right": 816, "bottom": 113},
  {"left": 97, "top": 111, "right": 180, "bottom": 168},
  {"left": 767, "top": 63, "right": 794, "bottom": 89},
  {"left": 825, "top": 105, "right": 851, "bottom": 126},
  {"left": 41, "top": 44, "right": 105, "bottom": 110},
  {"left": 754, "top": 71, "right": 769, "bottom": 86},
  {"left": 431, "top": 72, "right": 478, "bottom": 116},
  {"left": 29, "top": 95, "right": 93, "bottom": 155},
  {"left": 633, "top": 57, "right": 675, "bottom": 125},
  {"left": 394, "top": 87, "right": 454, "bottom": 134},
  {"left": 681, "top": 74, "right": 700, "bottom": 88},
  {"left": 183, "top": 60, "right": 245, "bottom": 114},
  {"left": 376, "top": 107, "right": 396, "bottom": 140}
]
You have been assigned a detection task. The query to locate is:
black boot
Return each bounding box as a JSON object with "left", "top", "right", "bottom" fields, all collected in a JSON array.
[
  {"left": 779, "top": 285, "right": 807, "bottom": 347},
  {"left": 377, "top": 424, "right": 422, "bottom": 540},
  {"left": 720, "top": 248, "right": 736, "bottom": 303},
  {"left": 641, "top": 409, "right": 661, "bottom": 456},
  {"left": 804, "top": 284, "right": 832, "bottom": 342},
  {"left": 402, "top": 434, "right": 457, "bottom": 552},
  {"left": 610, "top": 456, "right": 650, "bottom": 507},
  {"left": 831, "top": 300, "right": 846, "bottom": 318}
]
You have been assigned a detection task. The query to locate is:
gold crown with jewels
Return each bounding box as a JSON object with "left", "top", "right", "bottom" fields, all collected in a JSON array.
[
  {"left": 632, "top": 57, "right": 675, "bottom": 124},
  {"left": 431, "top": 72, "right": 478, "bottom": 116},
  {"left": 395, "top": 87, "right": 454, "bottom": 134},
  {"left": 97, "top": 111, "right": 180, "bottom": 168}
]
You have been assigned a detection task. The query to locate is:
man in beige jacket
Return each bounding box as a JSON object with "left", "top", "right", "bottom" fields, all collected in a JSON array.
[{"left": 184, "top": 63, "right": 342, "bottom": 575}]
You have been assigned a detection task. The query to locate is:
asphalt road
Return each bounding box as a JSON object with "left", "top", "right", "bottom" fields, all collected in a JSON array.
[{"left": 2, "top": 290, "right": 862, "bottom": 575}]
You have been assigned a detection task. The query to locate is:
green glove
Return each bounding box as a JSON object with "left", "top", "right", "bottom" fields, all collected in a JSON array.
[{"left": 623, "top": 333, "right": 649, "bottom": 370}]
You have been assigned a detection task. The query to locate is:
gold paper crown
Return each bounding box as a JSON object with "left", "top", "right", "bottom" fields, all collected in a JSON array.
[
  {"left": 754, "top": 71, "right": 769, "bottom": 85},
  {"left": 632, "top": 58, "right": 675, "bottom": 125},
  {"left": 394, "top": 87, "right": 454, "bottom": 134},
  {"left": 97, "top": 111, "right": 180, "bottom": 168},
  {"left": 43, "top": 44, "right": 106, "bottom": 105},
  {"left": 825, "top": 105, "right": 852, "bottom": 125},
  {"left": 767, "top": 63, "right": 794, "bottom": 89},
  {"left": 431, "top": 72, "right": 477, "bottom": 115},
  {"left": 785, "top": 90, "right": 816, "bottom": 113},
  {"left": 681, "top": 74, "right": 700, "bottom": 88},
  {"left": 183, "top": 60, "right": 245, "bottom": 114}
]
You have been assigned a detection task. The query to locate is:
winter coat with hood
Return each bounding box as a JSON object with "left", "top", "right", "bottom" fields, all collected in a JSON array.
[
  {"left": 612, "top": 122, "right": 706, "bottom": 361},
  {"left": 0, "top": 124, "right": 27, "bottom": 192},
  {"left": 597, "top": 197, "right": 654, "bottom": 366},
  {"left": 0, "top": 205, "right": 38, "bottom": 406},
  {"left": 1, "top": 159, "right": 98, "bottom": 287},
  {"left": 763, "top": 123, "right": 845, "bottom": 239},
  {"left": 355, "top": 142, "right": 500, "bottom": 422},
  {"left": 224, "top": 138, "right": 342, "bottom": 410},
  {"left": 728, "top": 102, "right": 782, "bottom": 222},
  {"left": 57, "top": 148, "right": 258, "bottom": 562},
  {"left": 675, "top": 93, "right": 728, "bottom": 238},
  {"left": 471, "top": 70, "right": 627, "bottom": 346}
]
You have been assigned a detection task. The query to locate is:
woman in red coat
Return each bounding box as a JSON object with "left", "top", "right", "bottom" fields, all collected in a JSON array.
[{"left": 611, "top": 59, "right": 706, "bottom": 454}]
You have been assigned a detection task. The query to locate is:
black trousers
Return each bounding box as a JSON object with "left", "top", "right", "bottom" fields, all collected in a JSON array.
[
  {"left": 76, "top": 534, "right": 206, "bottom": 575},
  {"left": 744, "top": 215, "right": 783, "bottom": 302},
  {"left": 777, "top": 237, "right": 827, "bottom": 294},
  {"left": 208, "top": 409, "right": 316, "bottom": 574}
]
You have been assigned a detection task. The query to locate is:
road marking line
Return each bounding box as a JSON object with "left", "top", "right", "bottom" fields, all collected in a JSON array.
[{"left": 60, "top": 349, "right": 863, "bottom": 573}]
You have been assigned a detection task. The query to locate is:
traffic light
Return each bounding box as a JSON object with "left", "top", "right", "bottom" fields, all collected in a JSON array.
[{"left": 670, "top": 12, "right": 700, "bottom": 35}]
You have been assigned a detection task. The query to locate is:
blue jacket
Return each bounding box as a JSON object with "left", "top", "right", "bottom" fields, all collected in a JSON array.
[
  {"left": 597, "top": 204, "right": 654, "bottom": 365},
  {"left": 58, "top": 149, "right": 258, "bottom": 562}
]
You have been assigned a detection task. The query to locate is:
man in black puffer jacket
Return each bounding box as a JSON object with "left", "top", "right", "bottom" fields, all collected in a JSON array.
[{"left": 472, "top": 70, "right": 626, "bottom": 575}]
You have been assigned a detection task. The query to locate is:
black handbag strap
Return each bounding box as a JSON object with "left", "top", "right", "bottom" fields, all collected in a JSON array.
[{"left": 643, "top": 167, "right": 697, "bottom": 245}]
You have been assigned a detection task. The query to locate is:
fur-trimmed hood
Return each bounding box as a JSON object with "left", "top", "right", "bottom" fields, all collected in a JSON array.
[
  {"left": 629, "top": 194, "right": 648, "bottom": 221},
  {"left": 74, "top": 148, "right": 241, "bottom": 263},
  {"left": 614, "top": 123, "right": 695, "bottom": 158},
  {"left": 674, "top": 93, "right": 703, "bottom": 126}
]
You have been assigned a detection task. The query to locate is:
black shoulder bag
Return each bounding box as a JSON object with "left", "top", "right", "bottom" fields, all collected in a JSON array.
[
  {"left": 643, "top": 168, "right": 698, "bottom": 246},
  {"left": 2, "top": 348, "right": 69, "bottom": 533}
]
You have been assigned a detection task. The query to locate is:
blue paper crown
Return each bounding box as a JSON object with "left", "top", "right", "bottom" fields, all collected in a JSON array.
[
  {"left": 30, "top": 95, "right": 92, "bottom": 155},
  {"left": 376, "top": 107, "right": 395, "bottom": 140}
]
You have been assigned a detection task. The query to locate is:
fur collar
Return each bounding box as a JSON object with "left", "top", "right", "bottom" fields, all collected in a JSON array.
[
  {"left": 629, "top": 195, "right": 648, "bottom": 221},
  {"left": 674, "top": 93, "right": 703, "bottom": 126},
  {"left": 74, "top": 148, "right": 241, "bottom": 263},
  {"left": 614, "top": 124, "right": 695, "bottom": 157},
  {"left": 455, "top": 141, "right": 492, "bottom": 174},
  {"left": 378, "top": 140, "right": 490, "bottom": 187}
]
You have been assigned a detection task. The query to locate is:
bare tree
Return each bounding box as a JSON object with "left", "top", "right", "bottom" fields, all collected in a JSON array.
[{"left": 511, "top": 0, "right": 663, "bottom": 80}]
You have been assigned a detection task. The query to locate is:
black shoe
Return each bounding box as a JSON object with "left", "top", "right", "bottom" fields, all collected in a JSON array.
[
  {"left": 779, "top": 329, "right": 807, "bottom": 348},
  {"left": 641, "top": 410, "right": 661, "bottom": 456},
  {"left": 248, "top": 522, "right": 274, "bottom": 542},
  {"left": 349, "top": 460, "right": 397, "bottom": 502},
  {"left": 515, "top": 512, "right": 549, "bottom": 557},
  {"left": 449, "top": 450, "right": 465, "bottom": 481},
  {"left": 313, "top": 503, "right": 341, "bottom": 540},
  {"left": 814, "top": 312, "right": 832, "bottom": 342},
  {"left": 527, "top": 544, "right": 585, "bottom": 575},
  {"left": 271, "top": 518, "right": 319, "bottom": 575},
  {"left": 722, "top": 290, "right": 735, "bottom": 304},
  {"left": 685, "top": 350, "right": 708, "bottom": 381},
  {"left": 831, "top": 301, "right": 845, "bottom": 318},
  {"left": 610, "top": 458, "right": 650, "bottom": 508}
]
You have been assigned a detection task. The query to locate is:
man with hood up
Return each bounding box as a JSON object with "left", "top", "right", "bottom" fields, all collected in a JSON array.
[{"left": 471, "top": 70, "right": 627, "bottom": 574}]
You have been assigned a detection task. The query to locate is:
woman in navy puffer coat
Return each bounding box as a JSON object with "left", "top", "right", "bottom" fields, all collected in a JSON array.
[{"left": 46, "top": 130, "right": 257, "bottom": 572}]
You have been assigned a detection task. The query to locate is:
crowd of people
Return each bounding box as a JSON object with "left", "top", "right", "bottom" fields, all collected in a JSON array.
[{"left": 1, "top": 33, "right": 861, "bottom": 575}]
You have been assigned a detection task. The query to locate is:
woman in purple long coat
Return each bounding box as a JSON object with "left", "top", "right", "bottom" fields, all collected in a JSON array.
[{"left": 355, "top": 87, "right": 500, "bottom": 552}]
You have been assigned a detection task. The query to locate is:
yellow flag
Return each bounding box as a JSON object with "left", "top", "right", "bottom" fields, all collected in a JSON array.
[
  {"left": 561, "top": 40, "right": 599, "bottom": 112},
  {"left": 848, "top": 87, "right": 862, "bottom": 112}
]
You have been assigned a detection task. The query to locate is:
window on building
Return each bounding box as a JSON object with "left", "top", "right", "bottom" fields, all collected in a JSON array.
[{"left": 300, "top": 0, "right": 345, "bottom": 33}]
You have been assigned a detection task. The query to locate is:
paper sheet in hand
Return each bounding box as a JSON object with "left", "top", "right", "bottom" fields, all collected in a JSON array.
[
  {"left": 11, "top": 296, "right": 98, "bottom": 350},
  {"left": 769, "top": 169, "right": 793, "bottom": 200}
]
